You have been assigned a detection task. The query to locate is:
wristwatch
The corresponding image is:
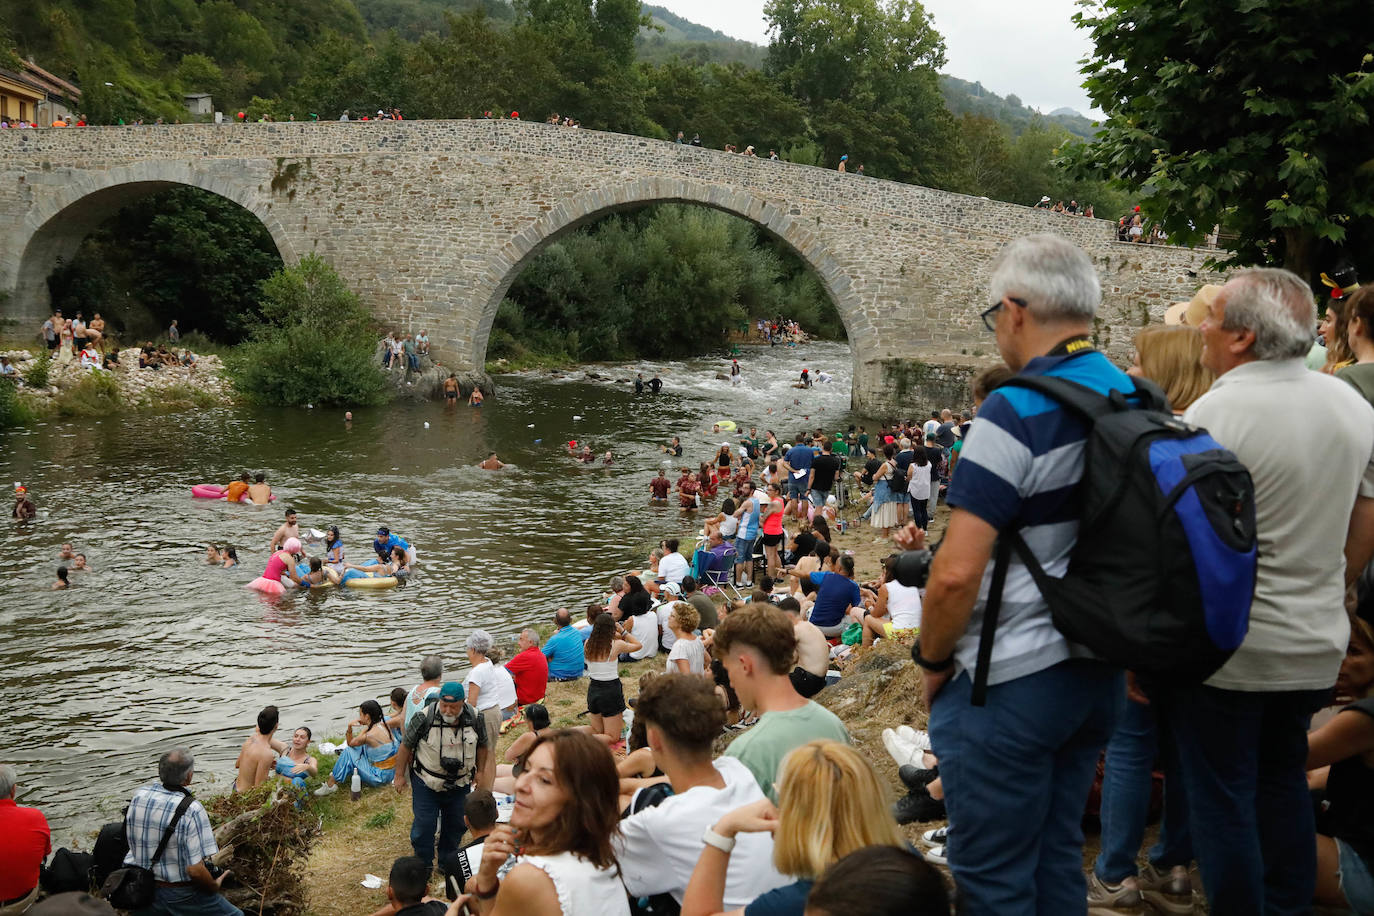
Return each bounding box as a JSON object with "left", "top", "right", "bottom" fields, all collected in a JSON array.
[
  {"left": 912, "top": 639, "right": 954, "bottom": 672},
  {"left": 702, "top": 826, "right": 736, "bottom": 853}
]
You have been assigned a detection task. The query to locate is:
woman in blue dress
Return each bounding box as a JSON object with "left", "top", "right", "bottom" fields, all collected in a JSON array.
[{"left": 313, "top": 700, "right": 398, "bottom": 795}]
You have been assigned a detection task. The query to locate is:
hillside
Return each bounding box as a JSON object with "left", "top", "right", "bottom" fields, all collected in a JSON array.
[
  {"left": 939, "top": 74, "right": 1098, "bottom": 140},
  {"left": 637, "top": 4, "right": 766, "bottom": 67}
]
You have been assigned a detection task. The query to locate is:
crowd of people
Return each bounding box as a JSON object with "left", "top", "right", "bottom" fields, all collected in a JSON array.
[
  {"left": 7, "top": 234, "right": 1374, "bottom": 916},
  {"left": 20, "top": 309, "right": 197, "bottom": 377}
]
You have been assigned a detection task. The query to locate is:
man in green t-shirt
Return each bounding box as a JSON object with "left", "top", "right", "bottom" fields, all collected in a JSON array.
[{"left": 714, "top": 604, "right": 850, "bottom": 800}]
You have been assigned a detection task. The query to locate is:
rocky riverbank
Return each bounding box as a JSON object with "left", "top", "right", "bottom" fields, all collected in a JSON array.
[{"left": 2, "top": 347, "right": 235, "bottom": 415}]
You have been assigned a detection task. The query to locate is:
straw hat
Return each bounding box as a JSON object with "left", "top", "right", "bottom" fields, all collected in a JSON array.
[{"left": 1164, "top": 284, "right": 1222, "bottom": 327}]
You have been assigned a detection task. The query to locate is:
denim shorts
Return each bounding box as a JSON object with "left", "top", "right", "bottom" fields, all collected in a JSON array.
[
  {"left": 1337, "top": 838, "right": 1374, "bottom": 914},
  {"left": 787, "top": 478, "right": 807, "bottom": 499},
  {"left": 734, "top": 535, "right": 757, "bottom": 558}
]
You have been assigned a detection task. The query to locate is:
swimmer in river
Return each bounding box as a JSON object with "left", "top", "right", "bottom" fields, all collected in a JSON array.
[
  {"left": 222, "top": 547, "right": 239, "bottom": 568},
  {"left": 12, "top": 487, "right": 36, "bottom": 521},
  {"left": 52, "top": 566, "right": 70, "bottom": 590},
  {"left": 634, "top": 372, "right": 645, "bottom": 395},
  {"left": 225, "top": 472, "right": 251, "bottom": 503},
  {"left": 248, "top": 472, "right": 272, "bottom": 505},
  {"left": 269, "top": 507, "right": 301, "bottom": 553},
  {"left": 323, "top": 526, "right": 344, "bottom": 571},
  {"left": 479, "top": 452, "right": 505, "bottom": 470},
  {"left": 603, "top": 450, "right": 614, "bottom": 466},
  {"left": 730, "top": 360, "right": 741, "bottom": 386},
  {"left": 468, "top": 386, "right": 484, "bottom": 406},
  {"left": 660, "top": 436, "right": 683, "bottom": 457},
  {"left": 579, "top": 445, "right": 596, "bottom": 463},
  {"left": 444, "top": 374, "right": 459, "bottom": 404},
  {"left": 206, "top": 545, "right": 222, "bottom": 565},
  {"left": 815, "top": 369, "right": 833, "bottom": 384},
  {"left": 799, "top": 368, "right": 812, "bottom": 388},
  {"left": 648, "top": 374, "right": 662, "bottom": 394},
  {"left": 71, "top": 553, "right": 90, "bottom": 571},
  {"left": 59, "top": 542, "right": 76, "bottom": 560}
]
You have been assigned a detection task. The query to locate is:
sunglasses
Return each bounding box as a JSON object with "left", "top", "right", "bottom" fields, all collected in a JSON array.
[{"left": 980, "top": 296, "right": 1027, "bottom": 332}]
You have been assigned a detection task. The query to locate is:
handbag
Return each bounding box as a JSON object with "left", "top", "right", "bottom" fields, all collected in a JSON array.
[{"left": 100, "top": 790, "right": 196, "bottom": 910}]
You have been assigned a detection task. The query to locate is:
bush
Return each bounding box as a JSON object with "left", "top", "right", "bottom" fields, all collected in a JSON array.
[
  {"left": 54, "top": 370, "right": 124, "bottom": 416},
  {"left": 228, "top": 256, "right": 390, "bottom": 407},
  {"left": 24, "top": 352, "right": 51, "bottom": 389},
  {"left": 0, "top": 380, "right": 33, "bottom": 429}
]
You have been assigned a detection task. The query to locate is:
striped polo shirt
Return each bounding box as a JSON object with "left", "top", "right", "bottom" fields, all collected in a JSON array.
[{"left": 946, "top": 348, "right": 1134, "bottom": 686}]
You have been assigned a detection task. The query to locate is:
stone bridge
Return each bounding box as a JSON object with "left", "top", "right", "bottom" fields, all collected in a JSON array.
[{"left": 0, "top": 120, "right": 1219, "bottom": 413}]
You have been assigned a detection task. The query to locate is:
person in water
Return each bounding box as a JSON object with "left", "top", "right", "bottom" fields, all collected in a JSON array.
[
  {"left": 269, "top": 508, "right": 300, "bottom": 552},
  {"left": 221, "top": 547, "right": 238, "bottom": 569},
  {"left": 635, "top": 373, "right": 645, "bottom": 395},
  {"left": 650, "top": 469, "right": 672, "bottom": 504},
  {"left": 341, "top": 544, "right": 410, "bottom": 584},
  {"left": 648, "top": 374, "right": 663, "bottom": 394},
  {"left": 248, "top": 473, "right": 273, "bottom": 505},
  {"left": 224, "top": 472, "right": 250, "bottom": 503},
  {"left": 323, "top": 526, "right": 345, "bottom": 571},
  {"left": 468, "top": 387, "right": 484, "bottom": 406},
  {"left": 373, "top": 527, "right": 415, "bottom": 564},
  {"left": 293, "top": 556, "right": 336, "bottom": 588},
  {"left": 52, "top": 566, "right": 69, "bottom": 590},
  {"left": 580, "top": 445, "right": 596, "bottom": 463},
  {"left": 205, "top": 545, "right": 222, "bottom": 565},
  {"left": 479, "top": 452, "right": 505, "bottom": 470},
  {"left": 248, "top": 536, "right": 307, "bottom": 595},
  {"left": 71, "top": 553, "right": 90, "bottom": 572},
  {"left": 444, "top": 374, "right": 459, "bottom": 404}
]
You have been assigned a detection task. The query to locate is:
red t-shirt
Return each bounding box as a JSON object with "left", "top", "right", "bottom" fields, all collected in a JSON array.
[
  {"left": 650, "top": 478, "right": 670, "bottom": 499},
  {"left": 503, "top": 646, "right": 549, "bottom": 706},
  {"left": 0, "top": 799, "right": 51, "bottom": 899}
]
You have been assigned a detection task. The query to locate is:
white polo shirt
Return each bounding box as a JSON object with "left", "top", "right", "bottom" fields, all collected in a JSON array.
[{"left": 1185, "top": 358, "right": 1374, "bottom": 691}]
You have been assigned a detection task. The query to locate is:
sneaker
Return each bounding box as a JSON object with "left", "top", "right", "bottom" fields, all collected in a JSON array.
[
  {"left": 1138, "top": 864, "right": 1194, "bottom": 915},
  {"left": 919, "top": 825, "right": 948, "bottom": 847},
  {"left": 881, "top": 729, "right": 923, "bottom": 767},
  {"left": 1086, "top": 873, "right": 1146, "bottom": 915},
  {"left": 924, "top": 844, "right": 948, "bottom": 865},
  {"left": 896, "top": 725, "right": 930, "bottom": 751},
  {"left": 898, "top": 764, "right": 939, "bottom": 790},
  {"left": 891, "top": 789, "right": 946, "bottom": 824},
  {"left": 313, "top": 783, "right": 338, "bottom": 797}
]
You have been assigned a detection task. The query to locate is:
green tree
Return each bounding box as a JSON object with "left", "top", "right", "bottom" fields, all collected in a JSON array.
[
  {"left": 229, "top": 255, "right": 390, "bottom": 406},
  {"left": 1069, "top": 0, "right": 1374, "bottom": 282},
  {"left": 953, "top": 114, "right": 1013, "bottom": 199}
]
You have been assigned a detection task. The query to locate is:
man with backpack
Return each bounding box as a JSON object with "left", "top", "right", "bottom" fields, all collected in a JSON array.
[
  {"left": 1160, "top": 268, "right": 1374, "bottom": 913},
  {"left": 393, "top": 681, "right": 490, "bottom": 871},
  {"left": 912, "top": 235, "right": 1131, "bottom": 914}
]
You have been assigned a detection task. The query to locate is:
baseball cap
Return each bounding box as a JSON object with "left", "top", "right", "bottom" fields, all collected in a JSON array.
[
  {"left": 439, "top": 681, "right": 463, "bottom": 702},
  {"left": 376, "top": 526, "right": 390, "bottom": 536}
]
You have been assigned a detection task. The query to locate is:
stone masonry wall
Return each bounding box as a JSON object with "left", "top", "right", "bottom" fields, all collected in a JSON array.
[{"left": 0, "top": 120, "right": 1224, "bottom": 415}]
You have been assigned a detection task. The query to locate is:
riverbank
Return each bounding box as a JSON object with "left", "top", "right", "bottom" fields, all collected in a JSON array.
[{"left": 1, "top": 346, "right": 234, "bottom": 418}]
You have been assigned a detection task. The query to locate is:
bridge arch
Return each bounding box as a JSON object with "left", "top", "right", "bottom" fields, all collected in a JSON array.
[
  {"left": 7, "top": 161, "right": 297, "bottom": 323},
  {"left": 468, "top": 176, "right": 870, "bottom": 372}
]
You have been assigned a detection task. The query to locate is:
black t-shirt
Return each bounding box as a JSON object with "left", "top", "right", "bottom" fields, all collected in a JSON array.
[
  {"left": 861, "top": 457, "right": 882, "bottom": 486},
  {"left": 1324, "top": 698, "right": 1374, "bottom": 869},
  {"left": 810, "top": 454, "right": 843, "bottom": 491},
  {"left": 648, "top": 378, "right": 662, "bottom": 393},
  {"left": 935, "top": 422, "right": 957, "bottom": 448},
  {"left": 396, "top": 901, "right": 447, "bottom": 916}
]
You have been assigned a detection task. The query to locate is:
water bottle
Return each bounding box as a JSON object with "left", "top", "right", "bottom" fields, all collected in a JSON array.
[{"left": 350, "top": 772, "right": 361, "bottom": 801}]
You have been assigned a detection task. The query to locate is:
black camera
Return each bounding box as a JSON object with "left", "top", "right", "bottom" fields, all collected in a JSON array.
[{"left": 892, "top": 548, "right": 933, "bottom": 589}]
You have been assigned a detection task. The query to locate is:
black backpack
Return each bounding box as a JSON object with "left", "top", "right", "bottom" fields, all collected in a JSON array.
[
  {"left": 973, "top": 374, "right": 1258, "bottom": 705},
  {"left": 90, "top": 817, "right": 130, "bottom": 887},
  {"left": 42, "top": 848, "right": 95, "bottom": 894}
]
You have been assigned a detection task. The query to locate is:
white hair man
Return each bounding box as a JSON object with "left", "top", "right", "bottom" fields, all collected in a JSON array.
[
  {"left": 1155, "top": 267, "right": 1374, "bottom": 912},
  {"left": 915, "top": 234, "right": 1128, "bottom": 912},
  {"left": 0, "top": 764, "right": 51, "bottom": 915}
]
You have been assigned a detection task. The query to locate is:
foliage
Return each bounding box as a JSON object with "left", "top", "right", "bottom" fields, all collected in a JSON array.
[
  {"left": 47, "top": 187, "right": 283, "bottom": 343},
  {"left": 1068, "top": 0, "right": 1374, "bottom": 283},
  {"left": 940, "top": 75, "right": 1097, "bottom": 140},
  {"left": 53, "top": 370, "right": 124, "bottom": 416},
  {"left": 491, "top": 204, "right": 844, "bottom": 365},
  {"left": 0, "top": 379, "right": 34, "bottom": 429},
  {"left": 228, "top": 255, "right": 391, "bottom": 407},
  {"left": 23, "top": 352, "right": 52, "bottom": 389}
]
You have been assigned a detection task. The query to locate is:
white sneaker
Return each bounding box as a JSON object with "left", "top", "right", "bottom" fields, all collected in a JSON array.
[
  {"left": 881, "top": 729, "right": 923, "bottom": 767},
  {"left": 896, "top": 726, "right": 931, "bottom": 751},
  {"left": 920, "top": 825, "right": 948, "bottom": 847},
  {"left": 925, "top": 844, "right": 948, "bottom": 865},
  {"left": 313, "top": 783, "right": 339, "bottom": 797}
]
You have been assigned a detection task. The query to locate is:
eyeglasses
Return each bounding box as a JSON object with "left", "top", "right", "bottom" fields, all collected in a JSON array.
[{"left": 980, "top": 296, "right": 1027, "bottom": 332}]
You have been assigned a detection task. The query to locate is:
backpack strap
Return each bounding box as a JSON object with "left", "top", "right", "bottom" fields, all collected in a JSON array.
[
  {"left": 1001, "top": 373, "right": 1169, "bottom": 417},
  {"left": 147, "top": 790, "right": 196, "bottom": 869},
  {"left": 972, "top": 529, "right": 1057, "bottom": 707}
]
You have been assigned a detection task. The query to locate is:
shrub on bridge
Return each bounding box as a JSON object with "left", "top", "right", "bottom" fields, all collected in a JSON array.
[{"left": 228, "top": 256, "right": 390, "bottom": 407}]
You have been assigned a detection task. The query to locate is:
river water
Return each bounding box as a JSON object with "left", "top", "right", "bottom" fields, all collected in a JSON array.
[{"left": 1, "top": 341, "right": 857, "bottom": 842}]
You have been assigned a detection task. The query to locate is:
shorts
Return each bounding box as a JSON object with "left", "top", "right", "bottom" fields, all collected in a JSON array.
[
  {"left": 46, "top": 338, "right": 58, "bottom": 350},
  {"left": 883, "top": 622, "right": 919, "bottom": 639},
  {"left": 787, "top": 478, "right": 808, "bottom": 499},
  {"left": 809, "top": 488, "right": 830, "bottom": 507},
  {"left": 480, "top": 705, "right": 501, "bottom": 746},
  {"left": 734, "top": 535, "right": 757, "bottom": 559},
  {"left": 1337, "top": 837, "right": 1374, "bottom": 914},
  {"left": 761, "top": 532, "right": 783, "bottom": 547},
  {"left": 587, "top": 678, "right": 626, "bottom": 717},
  {"left": 790, "top": 667, "right": 826, "bottom": 698}
]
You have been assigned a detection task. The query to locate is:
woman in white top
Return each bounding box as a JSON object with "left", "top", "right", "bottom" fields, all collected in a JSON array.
[
  {"left": 584, "top": 613, "right": 641, "bottom": 743},
  {"left": 861, "top": 555, "right": 923, "bottom": 647},
  {"left": 666, "top": 602, "right": 708, "bottom": 675},
  {"left": 465, "top": 630, "right": 502, "bottom": 788},
  {"left": 452, "top": 730, "right": 629, "bottom": 915}
]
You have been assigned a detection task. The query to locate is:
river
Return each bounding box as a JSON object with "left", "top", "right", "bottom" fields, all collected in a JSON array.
[{"left": 1, "top": 340, "right": 858, "bottom": 843}]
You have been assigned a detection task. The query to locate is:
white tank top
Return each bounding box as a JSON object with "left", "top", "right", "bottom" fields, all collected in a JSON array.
[
  {"left": 585, "top": 657, "right": 619, "bottom": 681},
  {"left": 885, "top": 580, "right": 923, "bottom": 630},
  {"left": 518, "top": 851, "right": 630, "bottom": 916}
]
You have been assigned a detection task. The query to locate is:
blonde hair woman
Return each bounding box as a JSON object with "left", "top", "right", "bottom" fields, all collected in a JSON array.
[
  {"left": 681, "top": 740, "right": 907, "bottom": 916},
  {"left": 1321, "top": 297, "right": 1357, "bottom": 374},
  {"left": 1127, "top": 324, "right": 1216, "bottom": 413}
]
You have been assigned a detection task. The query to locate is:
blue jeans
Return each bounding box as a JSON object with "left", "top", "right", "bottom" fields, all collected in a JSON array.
[
  {"left": 1094, "top": 692, "right": 1192, "bottom": 882},
  {"left": 410, "top": 778, "right": 469, "bottom": 869},
  {"left": 1156, "top": 684, "right": 1328, "bottom": 915},
  {"left": 144, "top": 886, "right": 242, "bottom": 915},
  {"left": 930, "top": 660, "right": 1122, "bottom": 916}
]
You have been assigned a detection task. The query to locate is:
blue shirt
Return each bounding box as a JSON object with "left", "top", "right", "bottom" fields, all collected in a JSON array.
[
  {"left": 745, "top": 879, "right": 812, "bottom": 916},
  {"left": 947, "top": 349, "right": 1134, "bottom": 685},
  {"left": 807, "top": 571, "right": 862, "bottom": 628},
  {"left": 374, "top": 533, "right": 410, "bottom": 558},
  {"left": 785, "top": 446, "right": 813, "bottom": 481},
  {"left": 543, "top": 625, "right": 586, "bottom": 679},
  {"left": 123, "top": 784, "right": 217, "bottom": 882}
]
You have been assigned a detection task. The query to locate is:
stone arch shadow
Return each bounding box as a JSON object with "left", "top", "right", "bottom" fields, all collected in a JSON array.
[
  {"left": 5, "top": 162, "right": 297, "bottom": 322},
  {"left": 468, "top": 176, "right": 870, "bottom": 378}
]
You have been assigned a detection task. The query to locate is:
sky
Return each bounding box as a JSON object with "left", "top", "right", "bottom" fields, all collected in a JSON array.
[{"left": 653, "top": 0, "right": 1099, "bottom": 116}]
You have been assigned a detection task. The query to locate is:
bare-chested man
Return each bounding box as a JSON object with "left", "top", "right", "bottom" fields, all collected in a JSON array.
[
  {"left": 248, "top": 473, "right": 273, "bottom": 505},
  {"left": 478, "top": 452, "right": 504, "bottom": 470},
  {"left": 778, "top": 597, "right": 830, "bottom": 698},
  {"left": 235, "top": 705, "right": 287, "bottom": 792},
  {"left": 268, "top": 508, "right": 300, "bottom": 552}
]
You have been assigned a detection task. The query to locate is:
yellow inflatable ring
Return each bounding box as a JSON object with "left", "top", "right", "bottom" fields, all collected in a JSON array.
[{"left": 343, "top": 575, "right": 399, "bottom": 590}]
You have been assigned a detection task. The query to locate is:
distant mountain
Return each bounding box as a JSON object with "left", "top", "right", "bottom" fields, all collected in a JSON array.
[
  {"left": 637, "top": 4, "right": 766, "bottom": 67},
  {"left": 939, "top": 75, "right": 1099, "bottom": 140}
]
